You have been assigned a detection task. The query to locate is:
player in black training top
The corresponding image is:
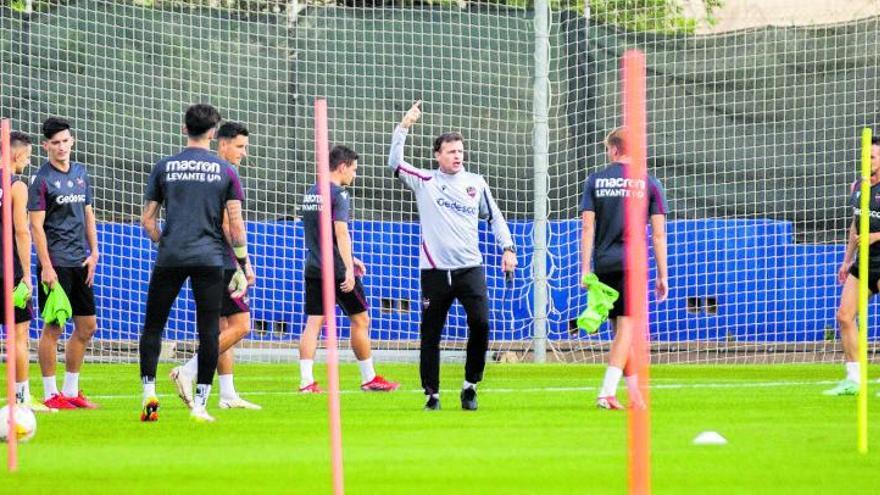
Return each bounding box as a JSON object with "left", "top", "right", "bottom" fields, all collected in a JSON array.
[
  {"left": 139, "top": 104, "right": 248, "bottom": 423},
  {"left": 297, "top": 145, "right": 399, "bottom": 393},
  {"left": 825, "top": 135, "right": 880, "bottom": 396},
  {"left": 169, "top": 121, "right": 260, "bottom": 411},
  {"left": 28, "top": 117, "right": 101, "bottom": 410},
  {"left": 580, "top": 127, "right": 668, "bottom": 410}
]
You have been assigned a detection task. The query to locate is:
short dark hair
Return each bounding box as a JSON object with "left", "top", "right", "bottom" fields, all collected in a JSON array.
[
  {"left": 184, "top": 104, "right": 222, "bottom": 138},
  {"left": 872, "top": 135, "right": 880, "bottom": 147},
  {"left": 10, "top": 131, "right": 31, "bottom": 147},
  {"left": 329, "top": 145, "right": 358, "bottom": 171},
  {"left": 217, "top": 121, "right": 249, "bottom": 140},
  {"left": 42, "top": 117, "right": 71, "bottom": 140},
  {"left": 433, "top": 132, "right": 464, "bottom": 153}
]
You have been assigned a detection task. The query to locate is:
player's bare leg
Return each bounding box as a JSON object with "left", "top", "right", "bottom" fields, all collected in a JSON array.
[
  {"left": 350, "top": 311, "right": 398, "bottom": 391},
  {"left": 58, "top": 315, "right": 98, "bottom": 408},
  {"left": 15, "top": 321, "right": 51, "bottom": 412},
  {"left": 298, "top": 315, "right": 324, "bottom": 393},
  {"left": 825, "top": 275, "right": 860, "bottom": 395},
  {"left": 38, "top": 323, "right": 74, "bottom": 409},
  {"left": 597, "top": 316, "right": 632, "bottom": 410},
  {"left": 174, "top": 313, "right": 258, "bottom": 409},
  {"left": 15, "top": 322, "right": 29, "bottom": 400},
  {"left": 217, "top": 313, "right": 260, "bottom": 409}
]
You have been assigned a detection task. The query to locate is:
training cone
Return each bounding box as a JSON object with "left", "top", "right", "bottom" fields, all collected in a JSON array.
[{"left": 692, "top": 431, "right": 727, "bottom": 445}]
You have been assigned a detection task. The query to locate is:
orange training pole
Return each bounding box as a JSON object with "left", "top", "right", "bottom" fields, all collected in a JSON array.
[
  {"left": 315, "top": 99, "right": 345, "bottom": 495},
  {"left": 623, "top": 50, "right": 651, "bottom": 495},
  {"left": 1, "top": 119, "right": 18, "bottom": 472}
]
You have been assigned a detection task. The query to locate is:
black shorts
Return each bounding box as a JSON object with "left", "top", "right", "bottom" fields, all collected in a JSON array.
[
  {"left": 37, "top": 265, "right": 95, "bottom": 318},
  {"left": 305, "top": 276, "right": 368, "bottom": 317},
  {"left": 221, "top": 269, "right": 251, "bottom": 317},
  {"left": 0, "top": 277, "right": 33, "bottom": 324},
  {"left": 595, "top": 270, "right": 625, "bottom": 320},
  {"left": 848, "top": 264, "right": 880, "bottom": 295}
]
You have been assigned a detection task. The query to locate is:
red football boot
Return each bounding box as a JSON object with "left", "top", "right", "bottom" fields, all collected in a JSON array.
[
  {"left": 44, "top": 393, "right": 77, "bottom": 410},
  {"left": 65, "top": 391, "right": 99, "bottom": 409},
  {"left": 298, "top": 382, "right": 323, "bottom": 394},
  {"left": 596, "top": 396, "right": 625, "bottom": 410},
  {"left": 360, "top": 375, "right": 400, "bottom": 392}
]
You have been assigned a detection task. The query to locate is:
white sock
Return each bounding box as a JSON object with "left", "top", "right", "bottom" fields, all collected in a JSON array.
[
  {"left": 463, "top": 380, "right": 477, "bottom": 391},
  {"left": 218, "top": 374, "right": 236, "bottom": 400},
  {"left": 142, "top": 376, "right": 156, "bottom": 400},
  {"left": 300, "top": 359, "right": 315, "bottom": 388},
  {"left": 358, "top": 358, "right": 376, "bottom": 384},
  {"left": 599, "top": 366, "right": 623, "bottom": 398},
  {"left": 43, "top": 375, "right": 58, "bottom": 399},
  {"left": 62, "top": 372, "right": 80, "bottom": 397},
  {"left": 15, "top": 381, "right": 27, "bottom": 404},
  {"left": 846, "top": 361, "right": 860, "bottom": 383},
  {"left": 194, "top": 384, "right": 211, "bottom": 409},
  {"left": 182, "top": 355, "right": 199, "bottom": 377}
]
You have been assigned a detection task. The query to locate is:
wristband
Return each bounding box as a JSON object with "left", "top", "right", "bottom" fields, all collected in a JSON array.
[{"left": 234, "top": 245, "right": 248, "bottom": 269}]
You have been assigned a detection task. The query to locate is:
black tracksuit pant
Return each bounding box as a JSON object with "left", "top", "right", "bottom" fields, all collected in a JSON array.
[
  {"left": 419, "top": 266, "right": 489, "bottom": 395},
  {"left": 139, "top": 266, "right": 224, "bottom": 386}
]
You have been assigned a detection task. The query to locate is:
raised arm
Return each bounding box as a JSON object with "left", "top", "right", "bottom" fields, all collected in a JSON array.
[
  {"left": 389, "top": 101, "right": 432, "bottom": 190},
  {"left": 388, "top": 125, "right": 409, "bottom": 172}
]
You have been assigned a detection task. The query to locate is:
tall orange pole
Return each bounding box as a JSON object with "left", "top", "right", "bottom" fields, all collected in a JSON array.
[
  {"left": 2, "top": 119, "right": 18, "bottom": 472},
  {"left": 623, "top": 51, "right": 650, "bottom": 495},
  {"left": 315, "top": 99, "right": 345, "bottom": 495}
]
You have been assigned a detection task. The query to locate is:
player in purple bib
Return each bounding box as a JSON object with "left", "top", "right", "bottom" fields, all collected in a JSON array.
[
  {"left": 28, "top": 117, "right": 100, "bottom": 410},
  {"left": 139, "top": 104, "right": 249, "bottom": 423},
  {"left": 580, "top": 127, "right": 668, "bottom": 410}
]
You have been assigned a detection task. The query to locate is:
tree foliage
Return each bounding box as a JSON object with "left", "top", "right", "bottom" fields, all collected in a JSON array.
[{"left": 9, "top": 0, "right": 723, "bottom": 34}]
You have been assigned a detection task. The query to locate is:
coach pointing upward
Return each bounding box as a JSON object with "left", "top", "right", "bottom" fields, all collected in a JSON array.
[{"left": 389, "top": 101, "right": 517, "bottom": 411}]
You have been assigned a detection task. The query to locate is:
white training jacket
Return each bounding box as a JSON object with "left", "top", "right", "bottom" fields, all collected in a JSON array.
[{"left": 388, "top": 125, "right": 515, "bottom": 271}]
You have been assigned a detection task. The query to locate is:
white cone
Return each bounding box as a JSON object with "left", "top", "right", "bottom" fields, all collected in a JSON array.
[{"left": 692, "top": 431, "right": 727, "bottom": 445}]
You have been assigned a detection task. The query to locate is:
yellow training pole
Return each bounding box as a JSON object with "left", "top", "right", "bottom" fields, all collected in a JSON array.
[{"left": 858, "top": 127, "right": 871, "bottom": 454}]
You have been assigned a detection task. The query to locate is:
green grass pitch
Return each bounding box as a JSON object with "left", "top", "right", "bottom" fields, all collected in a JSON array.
[{"left": 1, "top": 363, "right": 879, "bottom": 494}]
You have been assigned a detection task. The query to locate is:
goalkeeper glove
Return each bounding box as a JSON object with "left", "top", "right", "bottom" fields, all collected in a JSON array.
[{"left": 228, "top": 267, "right": 248, "bottom": 299}]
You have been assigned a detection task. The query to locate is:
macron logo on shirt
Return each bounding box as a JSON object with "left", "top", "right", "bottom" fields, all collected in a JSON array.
[
  {"left": 56, "top": 194, "right": 86, "bottom": 205},
  {"left": 595, "top": 177, "right": 647, "bottom": 198},
  {"left": 165, "top": 160, "right": 223, "bottom": 183}
]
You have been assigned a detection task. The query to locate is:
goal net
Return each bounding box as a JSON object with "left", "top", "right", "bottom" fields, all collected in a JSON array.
[{"left": 1, "top": 0, "right": 879, "bottom": 364}]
